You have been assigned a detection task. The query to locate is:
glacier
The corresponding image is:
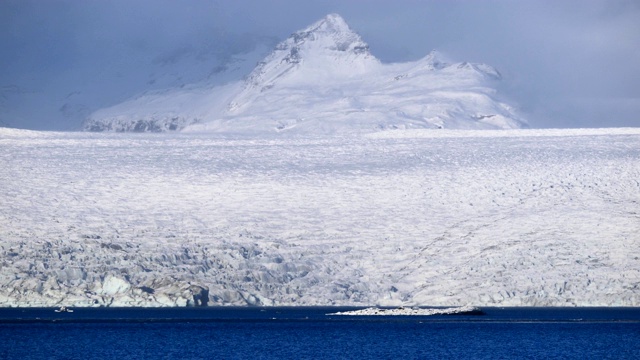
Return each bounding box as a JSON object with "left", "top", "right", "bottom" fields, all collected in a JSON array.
[
  {"left": 83, "top": 14, "right": 526, "bottom": 134},
  {"left": 1, "top": 127, "right": 639, "bottom": 307}
]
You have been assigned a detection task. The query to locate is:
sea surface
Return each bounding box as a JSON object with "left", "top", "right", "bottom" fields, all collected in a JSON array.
[{"left": 1, "top": 307, "right": 639, "bottom": 359}]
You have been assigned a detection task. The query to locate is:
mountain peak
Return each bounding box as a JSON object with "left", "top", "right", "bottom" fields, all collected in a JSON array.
[
  {"left": 298, "top": 13, "right": 362, "bottom": 47},
  {"left": 274, "top": 13, "right": 372, "bottom": 61},
  {"left": 416, "top": 50, "right": 449, "bottom": 70},
  {"left": 239, "top": 14, "right": 377, "bottom": 95},
  {"left": 84, "top": 14, "right": 525, "bottom": 133},
  {"left": 309, "top": 13, "right": 351, "bottom": 34}
]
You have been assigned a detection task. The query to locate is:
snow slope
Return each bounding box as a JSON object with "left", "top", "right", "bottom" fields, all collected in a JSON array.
[
  {"left": 1, "top": 127, "right": 639, "bottom": 307},
  {"left": 84, "top": 14, "right": 525, "bottom": 134},
  {"left": 1, "top": 32, "right": 273, "bottom": 131}
]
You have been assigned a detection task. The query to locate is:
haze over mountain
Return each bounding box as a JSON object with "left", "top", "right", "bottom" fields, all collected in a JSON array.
[
  {"left": 83, "top": 14, "right": 525, "bottom": 134},
  {"left": 0, "top": 16, "right": 276, "bottom": 131},
  {"left": 2, "top": 1, "right": 639, "bottom": 130}
]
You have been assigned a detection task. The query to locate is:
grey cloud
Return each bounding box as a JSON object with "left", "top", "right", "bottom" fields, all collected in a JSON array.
[{"left": 1, "top": 0, "right": 638, "bottom": 129}]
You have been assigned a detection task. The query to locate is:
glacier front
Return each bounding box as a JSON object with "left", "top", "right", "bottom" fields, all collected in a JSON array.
[{"left": 1, "top": 127, "right": 639, "bottom": 307}]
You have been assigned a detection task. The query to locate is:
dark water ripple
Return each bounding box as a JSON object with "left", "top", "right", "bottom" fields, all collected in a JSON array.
[{"left": 1, "top": 307, "right": 639, "bottom": 359}]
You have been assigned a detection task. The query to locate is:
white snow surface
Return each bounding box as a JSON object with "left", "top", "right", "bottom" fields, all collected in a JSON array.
[
  {"left": 1, "top": 127, "right": 639, "bottom": 307},
  {"left": 84, "top": 14, "right": 525, "bottom": 134}
]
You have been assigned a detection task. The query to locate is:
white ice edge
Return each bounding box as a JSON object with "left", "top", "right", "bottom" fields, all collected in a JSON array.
[{"left": 328, "top": 305, "right": 481, "bottom": 316}]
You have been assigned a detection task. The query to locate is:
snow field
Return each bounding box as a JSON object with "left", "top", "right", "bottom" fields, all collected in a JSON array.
[{"left": 0, "top": 128, "right": 639, "bottom": 306}]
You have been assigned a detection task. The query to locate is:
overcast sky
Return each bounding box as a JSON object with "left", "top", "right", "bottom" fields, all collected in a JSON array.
[{"left": 2, "top": 0, "right": 639, "bottom": 129}]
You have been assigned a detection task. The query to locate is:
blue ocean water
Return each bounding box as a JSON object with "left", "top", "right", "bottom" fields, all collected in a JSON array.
[{"left": 1, "top": 307, "right": 639, "bottom": 359}]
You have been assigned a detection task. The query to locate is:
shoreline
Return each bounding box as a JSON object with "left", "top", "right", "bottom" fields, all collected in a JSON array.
[{"left": 2, "top": 306, "right": 640, "bottom": 323}]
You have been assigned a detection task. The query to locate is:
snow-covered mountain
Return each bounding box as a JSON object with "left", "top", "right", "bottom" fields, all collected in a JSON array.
[
  {"left": 83, "top": 14, "right": 526, "bottom": 134},
  {"left": 1, "top": 32, "right": 274, "bottom": 131},
  {"left": 1, "top": 127, "right": 638, "bottom": 307}
]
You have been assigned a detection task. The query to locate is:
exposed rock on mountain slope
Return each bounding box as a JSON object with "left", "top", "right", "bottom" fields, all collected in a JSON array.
[{"left": 83, "top": 14, "right": 526, "bottom": 134}]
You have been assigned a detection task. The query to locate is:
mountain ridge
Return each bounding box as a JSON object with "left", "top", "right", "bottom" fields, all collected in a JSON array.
[{"left": 84, "top": 14, "right": 526, "bottom": 134}]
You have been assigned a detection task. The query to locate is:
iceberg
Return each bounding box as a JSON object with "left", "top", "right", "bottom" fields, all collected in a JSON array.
[{"left": 328, "top": 305, "right": 483, "bottom": 316}]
